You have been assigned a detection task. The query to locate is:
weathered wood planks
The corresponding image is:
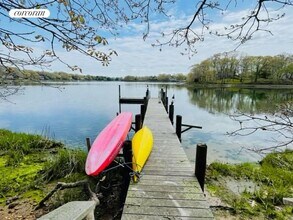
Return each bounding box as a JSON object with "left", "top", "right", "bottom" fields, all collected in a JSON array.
[{"left": 121, "top": 98, "right": 214, "bottom": 220}]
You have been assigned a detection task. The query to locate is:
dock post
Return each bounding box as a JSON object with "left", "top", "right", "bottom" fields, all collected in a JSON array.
[
  {"left": 135, "top": 114, "right": 142, "bottom": 132},
  {"left": 122, "top": 141, "right": 132, "bottom": 203},
  {"left": 165, "top": 96, "right": 169, "bottom": 113},
  {"left": 143, "top": 96, "right": 148, "bottom": 108},
  {"left": 86, "top": 137, "right": 91, "bottom": 152},
  {"left": 140, "top": 104, "right": 146, "bottom": 123},
  {"left": 162, "top": 91, "right": 166, "bottom": 105},
  {"left": 169, "top": 104, "right": 174, "bottom": 124},
  {"left": 166, "top": 85, "right": 168, "bottom": 96},
  {"left": 176, "top": 115, "right": 182, "bottom": 142},
  {"left": 146, "top": 86, "right": 150, "bottom": 99},
  {"left": 118, "top": 85, "right": 121, "bottom": 113},
  {"left": 195, "top": 143, "right": 207, "bottom": 192},
  {"left": 160, "top": 88, "right": 164, "bottom": 100}
]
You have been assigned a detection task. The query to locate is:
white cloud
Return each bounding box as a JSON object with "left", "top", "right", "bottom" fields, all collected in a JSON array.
[{"left": 5, "top": 6, "right": 292, "bottom": 77}]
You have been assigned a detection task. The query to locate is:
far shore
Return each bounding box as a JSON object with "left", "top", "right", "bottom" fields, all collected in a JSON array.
[
  {"left": 186, "top": 83, "right": 293, "bottom": 89},
  {"left": 4, "top": 79, "right": 293, "bottom": 89}
]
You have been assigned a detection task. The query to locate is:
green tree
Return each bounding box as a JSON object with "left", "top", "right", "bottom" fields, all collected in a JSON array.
[
  {"left": 279, "top": 63, "right": 293, "bottom": 80},
  {"left": 189, "top": 59, "right": 215, "bottom": 83},
  {"left": 173, "top": 73, "right": 187, "bottom": 82},
  {"left": 188, "top": 53, "right": 293, "bottom": 84},
  {"left": 157, "top": 74, "right": 171, "bottom": 82},
  {"left": 269, "top": 55, "right": 293, "bottom": 81},
  {"left": 238, "top": 55, "right": 251, "bottom": 82},
  {"left": 124, "top": 75, "right": 136, "bottom": 81}
]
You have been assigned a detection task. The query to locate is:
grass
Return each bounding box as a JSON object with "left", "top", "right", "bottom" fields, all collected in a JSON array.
[
  {"left": 206, "top": 150, "right": 293, "bottom": 219},
  {"left": 41, "top": 148, "right": 87, "bottom": 182},
  {"left": 0, "top": 154, "right": 45, "bottom": 204},
  {"left": 0, "top": 129, "right": 88, "bottom": 206},
  {"left": 0, "top": 129, "right": 63, "bottom": 166},
  {"left": 0, "top": 129, "right": 128, "bottom": 219}
]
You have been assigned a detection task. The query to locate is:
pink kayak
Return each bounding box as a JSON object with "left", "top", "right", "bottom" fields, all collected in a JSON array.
[{"left": 85, "top": 112, "right": 132, "bottom": 176}]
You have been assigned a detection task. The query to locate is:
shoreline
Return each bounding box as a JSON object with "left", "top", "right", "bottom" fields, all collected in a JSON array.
[
  {"left": 1, "top": 130, "right": 292, "bottom": 219},
  {"left": 3, "top": 79, "right": 293, "bottom": 89},
  {"left": 186, "top": 83, "right": 293, "bottom": 89}
]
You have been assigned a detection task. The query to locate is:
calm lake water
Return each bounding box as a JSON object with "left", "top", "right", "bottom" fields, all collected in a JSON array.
[{"left": 0, "top": 82, "right": 292, "bottom": 163}]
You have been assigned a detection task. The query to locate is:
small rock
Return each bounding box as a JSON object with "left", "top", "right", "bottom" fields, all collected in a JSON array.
[
  {"left": 6, "top": 195, "right": 19, "bottom": 205},
  {"left": 8, "top": 202, "right": 19, "bottom": 209},
  {"left": 283, "top": 198, "right": 293, "bottom": 206}
]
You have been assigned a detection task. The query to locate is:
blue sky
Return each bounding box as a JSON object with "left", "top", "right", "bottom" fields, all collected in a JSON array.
[{"left": 1, "top": 1, "right": 293, "bottom": 77}]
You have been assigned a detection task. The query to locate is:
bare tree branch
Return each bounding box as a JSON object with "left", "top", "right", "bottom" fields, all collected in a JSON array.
[
  {"left": 35, "top": 179, "right": 100, "bottom": 210},
  {"left": 229, "top": 102, "right": 293, "bottom": 153}
]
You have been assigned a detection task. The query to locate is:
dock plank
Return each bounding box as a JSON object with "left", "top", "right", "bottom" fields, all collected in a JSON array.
[
  {"left": 122, "top": 215, "right": 214, "bottom": 220},
  {"left": 125, "top": 198, "right": 209, "bottom": 208},
  {"left": 121, "top": 98, "right": 214, "bottom": 219},
  {"left": 123, "top": 206, "right": 214, "bottom": 218},
  {"left": 126, "top": 190, "right": 206, "bottom": 200}
]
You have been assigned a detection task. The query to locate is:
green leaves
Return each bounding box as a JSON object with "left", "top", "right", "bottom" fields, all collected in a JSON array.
[
  {"left": 35, "top": 35, "right": 44, "bottom": 42},
  {"left": 94, "top": 36, "right": 108, "bottom": 45},
  {"left": 94, "top": 36, "right": 102, "bottom": 43},
  {"left": 78, "top": 15, "right": 85, "bottom": 24},
  {"left": 68, "top": 11, "right": 86, "bottom": 27},
  {"left": 58, "top": 0, "right": 68, "bottom": 6}
]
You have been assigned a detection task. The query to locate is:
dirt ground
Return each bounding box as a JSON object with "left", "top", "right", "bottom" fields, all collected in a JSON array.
[{"left": 0, "top": 199, "right": 46, "bottom": 220}]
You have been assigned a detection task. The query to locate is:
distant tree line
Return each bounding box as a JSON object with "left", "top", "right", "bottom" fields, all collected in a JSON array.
[
  {"left": 0, "top": 67, "right": 187, "bottom": 83},
  {"left": 123, "top": 73, "right": 186, "bottom": 82},
  {"left": 0, "top": 67, "right": 119, "bottom": 83},
  {"left": 3, "top": 52, "right": 293, "bottom": 85},
  {"left": 187, "top": 53, "right": 293, "bottom": 84}
]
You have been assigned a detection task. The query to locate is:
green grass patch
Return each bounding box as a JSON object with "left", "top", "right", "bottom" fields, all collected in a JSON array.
[
  {"left": 0, "top": 155, "right": 44, "bottom": 204},
  {"left": 0, "top": 129, "right": 87, "bottom": 207},
  {"left": 207, "top": 150, "right": 293, "bottom": 219},
  {"left": 0, "top": 129, "right": 63, "bottom": 166}
]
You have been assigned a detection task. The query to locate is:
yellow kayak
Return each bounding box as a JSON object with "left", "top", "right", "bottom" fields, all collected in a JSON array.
[{"left": 132, "top": 126, "right": 153, "bottom": 182}]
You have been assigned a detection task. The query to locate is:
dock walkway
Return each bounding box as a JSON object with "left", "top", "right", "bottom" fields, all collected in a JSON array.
[{"left": 122, "top": 98, "right": 214, "bottom": 219}]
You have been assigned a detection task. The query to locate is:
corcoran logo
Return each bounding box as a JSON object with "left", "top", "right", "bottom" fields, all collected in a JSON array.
[{"left": 9, "top": 9, "right": 50, "bottom": 18}]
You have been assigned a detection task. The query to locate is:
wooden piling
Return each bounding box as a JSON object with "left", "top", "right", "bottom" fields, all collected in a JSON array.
[
  {"left": 162, "top": 91, "right": 166, "bottom": 104},
  {"left": 86, "top": 137, "right": 91, "bottom": 152},
  {"left": 119, "top": 85, "right": 121, "bottom": 113},
  {"left": 135, "top": 114, "right": 142, "bottom": 132},
  {"left": 160, "top": 88, "right": 164, "bottom": 100},
  {"left": 195, "top": 143, "right": 207, "bottom": 192},
  {"left": 165, "top": 96, "right": 168, "bottom": 113},
  {"left": 140, "top": 104, "right": 146, "bottom": 123},
  {"left": 122, "top": 141, "right": 132, "bottom": 203},
  {"left": 146, "top": 87, "right": 150, "bottom": 99},
  {"left": 169, "top": 104, "right": 174, "bottom": 124},
  {"left": 143, "top": 96, "right": 148, "bottom": 108},
  {"left": 165, "top": 85, "right": 168, "bottom": 97},
  {"left": 176, "top": 115, "right": 182, "bottom": 142}
]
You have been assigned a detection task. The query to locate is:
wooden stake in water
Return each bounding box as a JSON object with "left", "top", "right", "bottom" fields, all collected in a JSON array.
[
  {"left": 195, "top": 143, "right": 207, "bottom": 192},
  {"left": 86, "top": 137, "right": 91, "bottom": 152}
]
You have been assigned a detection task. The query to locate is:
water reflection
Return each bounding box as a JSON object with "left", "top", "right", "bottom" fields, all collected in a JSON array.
[{"left": 187, "top": 87, "right": 293, "bottom": 114}]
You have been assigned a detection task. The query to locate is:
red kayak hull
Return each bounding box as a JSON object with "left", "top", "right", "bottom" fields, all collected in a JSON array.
[{"left": 85, "top": 112, "right": 132, "bottom": 176}]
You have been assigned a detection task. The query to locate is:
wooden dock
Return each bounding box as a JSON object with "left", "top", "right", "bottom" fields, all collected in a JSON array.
[{"left": 122, "top": 98, "right": 214, "bottom": 219}]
